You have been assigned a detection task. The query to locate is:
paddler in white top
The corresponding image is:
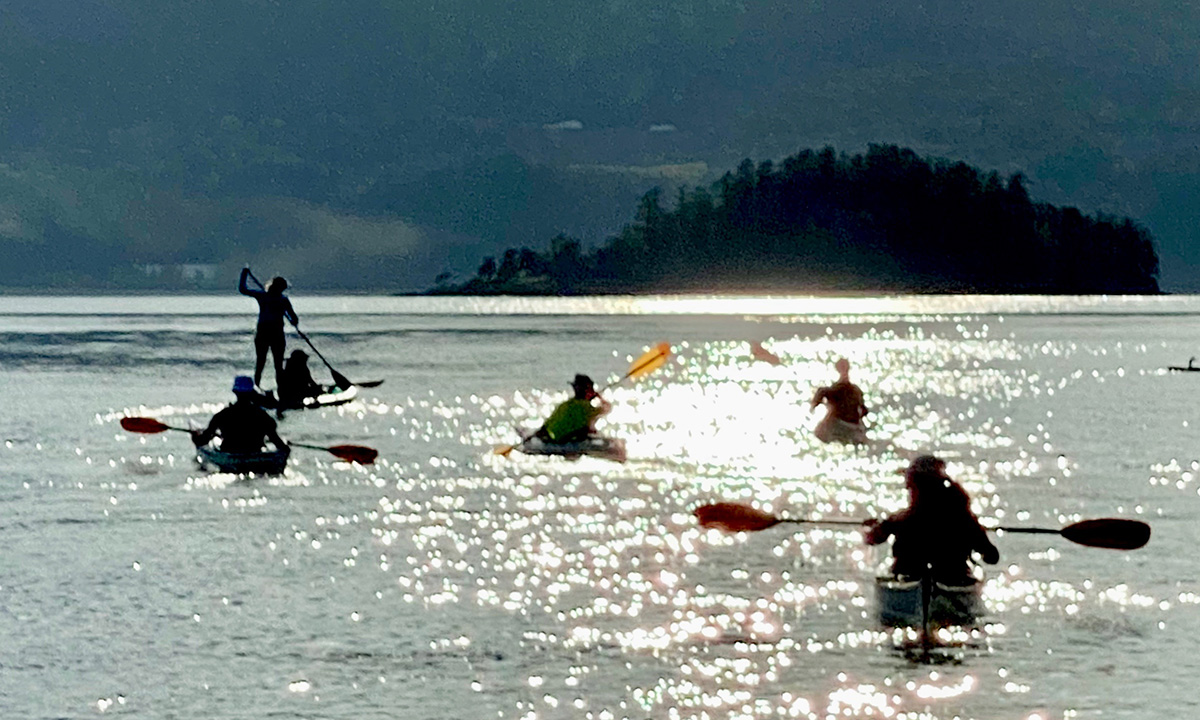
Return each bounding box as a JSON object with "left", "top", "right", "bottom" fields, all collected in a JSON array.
[{"left": 810, "top": 357, "right": 869, "bottom": 444}]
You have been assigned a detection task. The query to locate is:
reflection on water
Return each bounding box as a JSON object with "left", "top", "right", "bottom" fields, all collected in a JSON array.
[{"left": 3, "top": 295, "right": 1195, "bottom": 718}]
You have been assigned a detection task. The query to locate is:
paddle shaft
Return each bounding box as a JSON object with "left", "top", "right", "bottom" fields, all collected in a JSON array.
[{"left": 693, "top": 502, "right": 1149, "bottom": 549}]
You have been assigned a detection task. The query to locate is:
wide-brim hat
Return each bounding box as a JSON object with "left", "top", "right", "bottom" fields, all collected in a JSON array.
[
  {"left": 570, "top": 374, "right": 595, "bottom": 391},
  {"left": 232, "top": 375, "right": 256, "bottom": 393}
]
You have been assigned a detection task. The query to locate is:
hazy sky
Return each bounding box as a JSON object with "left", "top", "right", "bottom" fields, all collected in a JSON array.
[{"left": 3, "top": 0, "right": 1198, "bottom": 289}]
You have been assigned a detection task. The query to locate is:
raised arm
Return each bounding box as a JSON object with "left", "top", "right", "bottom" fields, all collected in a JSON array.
[{"left": 238, "top": 267, "right": 261, "bottom": 297}]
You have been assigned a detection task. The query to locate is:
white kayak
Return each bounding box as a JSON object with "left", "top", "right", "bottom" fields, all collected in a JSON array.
[
  {"left": 197, "top": 444, "right": 291, "bottom": 475},
  {"left": 516, "top": 432, "right": 627, "bottom": 463},
  {"left": 875, "top": 575, "right": 984, "bottom": 629}
]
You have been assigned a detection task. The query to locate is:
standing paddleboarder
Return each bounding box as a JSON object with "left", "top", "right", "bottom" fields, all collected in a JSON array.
[{"left": 239, "top": 267, "right": 298, "bottom": 390}]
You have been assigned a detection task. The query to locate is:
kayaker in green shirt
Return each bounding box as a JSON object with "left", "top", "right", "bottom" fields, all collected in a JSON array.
[{"left": 535, "top": 374, "right": 612, "bottom": 443}]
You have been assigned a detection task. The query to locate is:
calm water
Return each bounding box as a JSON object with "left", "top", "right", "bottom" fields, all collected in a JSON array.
[{"left": 1, "top": 294, "right": 1197, "bottom": 719}]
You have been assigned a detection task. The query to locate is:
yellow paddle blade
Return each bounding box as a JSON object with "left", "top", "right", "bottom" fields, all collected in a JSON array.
[
  {"left": 625, "top": 342, "right": 672, "bottom": 381},
  {"left": 493, "top": 443, "right": 518, "bottom": 457}
]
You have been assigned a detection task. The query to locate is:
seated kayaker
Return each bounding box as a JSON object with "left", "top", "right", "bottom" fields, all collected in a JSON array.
[
  {"left": 810, "top": 357, "right": 869, "bottom": 444},
  {"left": 277, "top": 350, "right": 323, "bottom": 406},
  {"left": 191, "top": 375, "right": 288, "bottom": 454},
  {"left": 534, "top": 374, "right": 612, "bottom": 444},
  {"left": 864, "top": 455, "right": 999, "bottom": 584}
]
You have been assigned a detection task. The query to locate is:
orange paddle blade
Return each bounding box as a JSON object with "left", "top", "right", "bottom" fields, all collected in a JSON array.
[
  {"left": 626, "top": 342, "right": 672, "bottom": 381},
  {"left": 120, "top": 417, "right": 174, "bottom": 434},
  {"left": 694, "top": 502, "right": 783, "bottom": 532}
]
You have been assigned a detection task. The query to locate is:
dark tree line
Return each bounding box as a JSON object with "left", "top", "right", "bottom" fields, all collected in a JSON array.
[{"left": 440, "top": 145, "right": 1160, "bottom": 295}]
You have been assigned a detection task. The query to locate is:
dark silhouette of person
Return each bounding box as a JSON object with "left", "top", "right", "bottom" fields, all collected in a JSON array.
[
  {"left": 239, "top": 267, "right": 298, "bottom": 389},
  {"left": 277, "top": 350, "right": 323, "bottom": 407},
  {"left": 191, "top": 376, "right": 288, "bottom": 454},
  {"left": 535, "top": 374, "right": 612, "bottom": 443},
  {"left": 864, "top": 455, "right": 999, "bottom": 583},
  {"left": 810, "top": 357, "right": 869, "bottom": 444}
]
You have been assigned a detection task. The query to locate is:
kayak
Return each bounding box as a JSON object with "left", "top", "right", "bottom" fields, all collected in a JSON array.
[
  {"left": 875, "top": 575, "right": 984, "bottom": 629},
  {"left": 516, "top": 432, "right": 628, "bottom": 463},
  {"left": 197, "top": 444, "right": 291, "bottom": 475},
  {"left": 814, "top": 416, "right": 869, "bottom": 445},
  {"left": 257, "top": 385, "right": 359, "bottom": 411}
]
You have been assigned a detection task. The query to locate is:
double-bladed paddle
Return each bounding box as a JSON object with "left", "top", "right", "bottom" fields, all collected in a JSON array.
[
  {"left": 245, "top": 269, "right": 383, "bottom": 390},
  {"left": 693, "top": 501, "right": 1151, "bottom": 550},
  {"left": 119, "top": 416, "right": 378, "bottom": 464},
  {"left": 493, "top": 342, "right": 673, "bottom": 458}
]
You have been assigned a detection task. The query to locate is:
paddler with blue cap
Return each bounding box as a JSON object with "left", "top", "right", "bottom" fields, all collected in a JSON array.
[{"left": 191, "top": 375, "right": 288, "bottom": 454}]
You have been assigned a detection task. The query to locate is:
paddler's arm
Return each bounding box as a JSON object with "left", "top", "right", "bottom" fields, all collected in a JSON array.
[
  {"left": 862, "top": 518, "right": 892, "bottom": 545},
  {"left": 238, "top": 267, "right": 262, "bottom": 298},
  {"left": 283, "top": 298, "right": 298, "bottom": 327},
  {"left": 266, "top": 421, "right": 287, "bottom": 451},
  {"left": 191, "top": 418, "right": 218, "bottom": 447},
  {"left": 809, "top": 387, "right": 827, "bottom": 411},
  {"left": 972, "top": 520, "right": 1000, "bottom": 564}
]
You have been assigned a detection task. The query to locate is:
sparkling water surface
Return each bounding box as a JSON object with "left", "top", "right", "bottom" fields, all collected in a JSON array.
[{"left": 0, "top": 294, "right": 1195, "bottom": 719}]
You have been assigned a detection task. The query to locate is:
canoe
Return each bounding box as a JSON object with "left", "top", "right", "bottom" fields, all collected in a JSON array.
[
  {"left": 197, "top": 444, "right": 291, "bottom": 475},
  {"left": 516, "top": 432, "right": 627, "bottom": 463},
  {"left": 258, "top": 385, "right": 359, "bottom": 411},
  {"left": 815, "top": 416, "right": 869, "bottom": 445},
  {"left": 875, "top": 575, "right": 984, "bottom": 629}
]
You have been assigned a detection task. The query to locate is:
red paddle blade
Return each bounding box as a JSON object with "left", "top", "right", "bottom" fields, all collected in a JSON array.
[
  {"left": 120, "top": 417, "right": 172, "bottom": 434},
  {"left": 326, "top": 444, "right": 378, "bottom": 464},
  {"left": 1061, "top": 518, "right": 1151, "bottom": 550},
  {"left": 694, "top": 502, "right": 783, "bottom": 532}
]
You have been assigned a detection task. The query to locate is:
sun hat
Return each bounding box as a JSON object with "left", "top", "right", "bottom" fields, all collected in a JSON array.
[{"left": 232, "top": 375, "right": 256, "bottom": 393}]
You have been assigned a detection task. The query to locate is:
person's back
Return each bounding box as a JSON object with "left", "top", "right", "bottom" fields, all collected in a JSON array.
[
  {"left": 865, "top": 456, "right": 998, "bottom": 583},
  {"left": 537, "top": 374, "right": 611, "bottom": 443},
  {"left": 816, "top": 380, "right": 867, "bottom": 424},
  {"left": 239, "top": 269, "right": 297, "bottom": 330},
  {"left": 278, "top": 350, "right": 321, "bottom": 405},
  {"left": 193, "top": 376, "right": 286, "bottom": 454}
]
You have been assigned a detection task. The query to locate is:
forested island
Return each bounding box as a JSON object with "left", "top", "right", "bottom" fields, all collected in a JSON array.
[{"left": 434, "top": 145, "right": 1160, "bottom": 295}]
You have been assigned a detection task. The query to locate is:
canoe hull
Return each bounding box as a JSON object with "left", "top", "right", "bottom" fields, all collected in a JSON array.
[
  {"left": 875, "top": 575, "right": 984, "bottom": 628},
  {"left": 197, "top": 445, "right": 291, "bottom": 475},
  {"left": 516, "top": 433, "right": 627, "bottom": 463}
]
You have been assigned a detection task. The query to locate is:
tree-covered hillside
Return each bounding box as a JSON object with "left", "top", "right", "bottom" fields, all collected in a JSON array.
[{"left": 444, "top": 146, "right": 1159, "bottom": 295}]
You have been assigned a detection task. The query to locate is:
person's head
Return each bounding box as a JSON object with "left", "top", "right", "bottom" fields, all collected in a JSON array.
[
  {"left": 288, "top": 349, "right": 308, "bottom": 366},
  {"left": 267, "top": 276, "right": 288, "bottom": 294},
  {"left": 232, "top": 375, "right": 256, "bottom": 397},
  {"left": 834, "top": 357, "right": 851, "bottom": 378},
  {"left": 904, "top": 454, "right": 949, "bottom": 502},
  {"left": 570, "top": 374, "right": 595, "bottom": 399}
]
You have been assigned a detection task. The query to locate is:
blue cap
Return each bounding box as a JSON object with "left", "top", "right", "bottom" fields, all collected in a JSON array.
[{"left": 232, "top": 375, "right": 256, "bottom": 393}]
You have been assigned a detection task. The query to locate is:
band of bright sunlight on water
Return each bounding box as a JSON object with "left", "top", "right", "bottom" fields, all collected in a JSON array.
[{"left": 0, "top": 294, "right": 1194, "bottom": 719}]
